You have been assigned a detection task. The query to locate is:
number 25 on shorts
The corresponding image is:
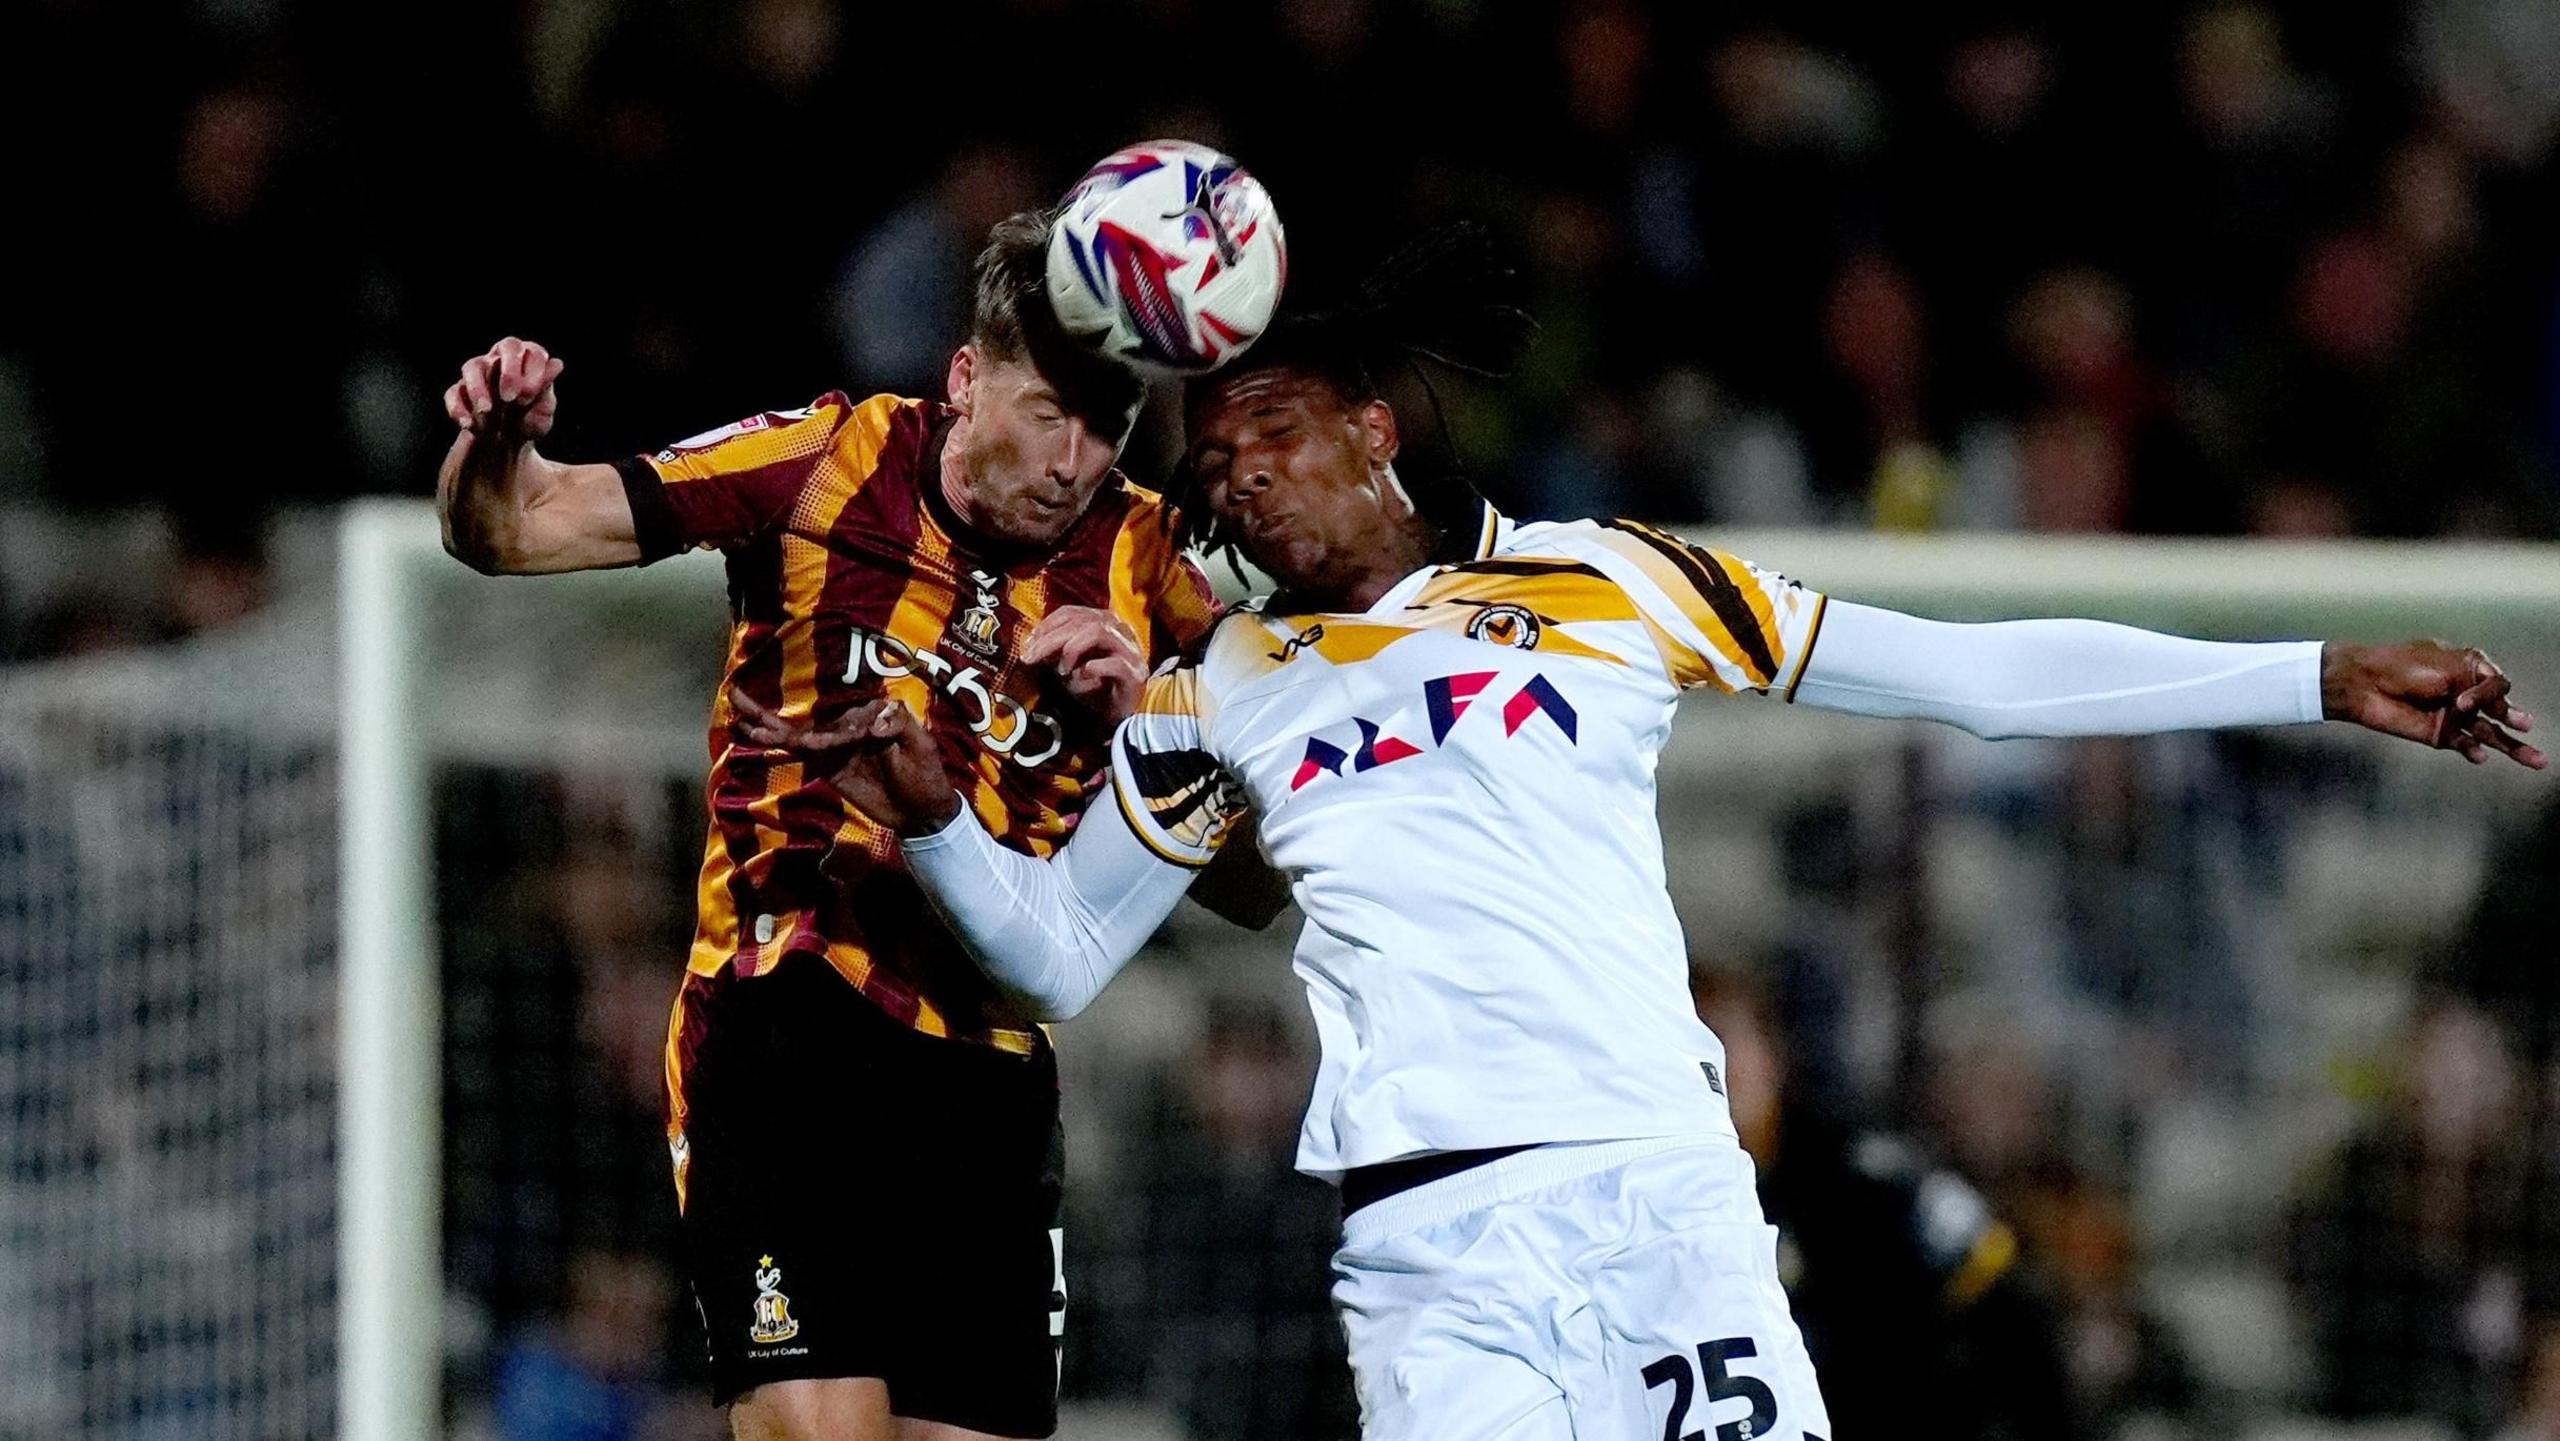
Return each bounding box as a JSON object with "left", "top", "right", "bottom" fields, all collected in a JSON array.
[{"left": 1642, "top": 1336, "right": 1799, "bottom": 1441}]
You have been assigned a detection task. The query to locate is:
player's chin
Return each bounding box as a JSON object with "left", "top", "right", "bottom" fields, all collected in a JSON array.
[
  {"left": 988, "top": 501, "right": 1081, "bottom": 549},
  {"left": 1241, "top": 533, "right": 1323, "bottom": 589}
]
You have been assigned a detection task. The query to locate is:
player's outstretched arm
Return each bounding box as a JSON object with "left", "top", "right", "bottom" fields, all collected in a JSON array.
[
  {"left": 436, "top": 337, "right": 644, "bottom": 575},
  {"left": 1792, "top": 602, "right": 2543, "bottom": 768},
  {"left": 731, "top": 691, "right": 1198, "bottom": 1019}
]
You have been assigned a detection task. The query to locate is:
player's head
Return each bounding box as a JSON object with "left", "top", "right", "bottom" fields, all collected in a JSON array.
[
  {"left": 1178, "top": 327, "right": 1419, "bottom": 599},
  {"left": 947, "top": 210, "right": 1148, "bottom": 548},
  {"left": 1174, "top": 225, "right": 1533, "bottom": 597}
]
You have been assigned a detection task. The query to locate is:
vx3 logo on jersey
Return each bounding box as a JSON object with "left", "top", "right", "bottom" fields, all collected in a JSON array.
[
  {"left": 1267, "top": 622, "right": 1325, "bottom": 664},
  {"left": 1290, "top": 671, "right": 1577, "bottom": 792}
]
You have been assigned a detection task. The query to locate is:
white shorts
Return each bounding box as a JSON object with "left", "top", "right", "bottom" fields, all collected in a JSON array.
[{"left": 1333, "top": 1135, "right": 1831, "bottom": 1441}]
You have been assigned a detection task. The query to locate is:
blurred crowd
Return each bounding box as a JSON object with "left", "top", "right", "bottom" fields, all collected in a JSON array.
[{"left": 5, "top": 0, "right": 2560, "bottom": 661}]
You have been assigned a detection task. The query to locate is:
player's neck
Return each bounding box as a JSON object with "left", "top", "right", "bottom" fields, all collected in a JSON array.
[
  {"left": 1318, "top": 521, "right": 1437, "bottom": 612},
  {"left": 937, "top": 439, "right": 985, "bottom": 534},
  {"left": 1336, "top": 560, "right": 1416, "bottom": 611}
]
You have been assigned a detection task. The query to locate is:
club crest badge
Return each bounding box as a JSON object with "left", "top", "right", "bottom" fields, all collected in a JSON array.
[
  {"left": 750, "top": 1255, "right": 799, "bottom": 1345},
  {"left": 955, "top": 569, "right": 1005, "bottom": 655},
  {"left": 1465, "top": 604, "right": 1541, "bottom": 650}
]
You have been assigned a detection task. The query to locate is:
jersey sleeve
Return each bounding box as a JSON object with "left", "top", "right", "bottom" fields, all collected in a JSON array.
[
  {"left": 1149, "top": 552, "right": 1221, "bottom": 660},
  {"left": 1105, "top": 491, "right": 1223, "bottom": 665},
  {"left": 899, "top": 770, "right": 1200, "bottom": 1021},
  {"left": 1792, "top": 603, "right": 2323, "bottom": 738},
  {"left": 1590, "top": 519, "right": 1829, "bottom": 697},
  {"left": 1107, "top": 663, "right": 1248, "bottom": 869},
  {"left": 612, "top": 394, "right": 851, "bottom": 562}
]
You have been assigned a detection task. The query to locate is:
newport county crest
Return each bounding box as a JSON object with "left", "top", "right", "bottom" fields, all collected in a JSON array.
[
  {"left": 954, "top": 568, "right": 1005, "bottom": 655},
  {"left": 750, "top": 1255, "right": 800, "bottom": 1345},
  {"left": 1465, "top": 603, "right": 1542, "bottom": 650}
]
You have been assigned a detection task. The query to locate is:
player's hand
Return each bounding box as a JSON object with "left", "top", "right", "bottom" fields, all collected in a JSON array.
[
  {"left": 1024, "top": 606, "right": 1146, "bottom": 725},
  {"left": 2321, "top": 641, "right": 2545, "bottom": 769},
  {"left": 728, "top": 688, "right": 963, "bottom": 835},
  {"left": 443, "top": 337, "right": 566, "bottom": 442}
]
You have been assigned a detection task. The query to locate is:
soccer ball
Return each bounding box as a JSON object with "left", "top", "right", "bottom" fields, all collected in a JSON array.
[{"left": 1045, "top": 140, "right": 1287, "bottom": 375}]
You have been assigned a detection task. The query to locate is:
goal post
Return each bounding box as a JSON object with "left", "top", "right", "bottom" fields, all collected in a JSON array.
[
  {"left": 334, "top": 505, "right": 439, "bottom": 1441},
  {"left": 335, "top": 501, "right": 729, "bottom": 1441},
  {"left": 325, "top": 499, "right": 2558, "bottom": 1440}
]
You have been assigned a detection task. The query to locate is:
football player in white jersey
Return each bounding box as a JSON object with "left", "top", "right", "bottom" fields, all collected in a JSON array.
[{"left": 733, "top": 290, "right": 2541, "bottom": 1441}]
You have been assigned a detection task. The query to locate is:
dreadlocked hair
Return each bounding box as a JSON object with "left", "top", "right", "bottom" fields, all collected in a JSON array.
[{"left": 1171, "top": 221, "right": 1537, "bottom": 564}]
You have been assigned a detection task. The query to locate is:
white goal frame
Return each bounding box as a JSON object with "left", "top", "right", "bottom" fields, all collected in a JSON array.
[{"left": 334, "top": 496, "right": 2560, "bottom": 1441}]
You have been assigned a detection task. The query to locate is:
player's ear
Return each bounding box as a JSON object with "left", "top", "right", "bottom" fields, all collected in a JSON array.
[
  {"left": 947, "top": 345, "right": 979, "bottom": 417},
  {"left": 1359, "top": 398, "right": 1400, "bottom": 468}
]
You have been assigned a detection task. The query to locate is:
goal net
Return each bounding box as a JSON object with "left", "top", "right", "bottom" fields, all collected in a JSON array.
[
  {"left": 0, "top": 625, "right": 338, "bottom": 1439},
  {"left": 1, "top": 499, "right": 2553, "bottom": 1441}
]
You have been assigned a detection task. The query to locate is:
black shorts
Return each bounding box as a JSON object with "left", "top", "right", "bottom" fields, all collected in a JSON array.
[{"left": 670, "top": 954, "right": 1064, "bottom": 1435}]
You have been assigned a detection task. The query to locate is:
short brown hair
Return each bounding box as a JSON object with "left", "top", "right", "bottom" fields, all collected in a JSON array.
[{"left": 969, "top": 209, "right": 1145, "bottom": 432}]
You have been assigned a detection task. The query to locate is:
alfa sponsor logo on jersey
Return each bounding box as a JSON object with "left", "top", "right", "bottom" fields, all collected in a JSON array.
[
  {"left": 749, "top": 1255, "right": 799, "bottom": 1345},
  {"left": 1463, "top": 603, "right": 1541, "bottom": 650},
  {"left": 1292, "top": 670, "right": 1579, "bottom": 791},
  {"left": 844, "top": 625, "right": 1066, "bottom": 768}
]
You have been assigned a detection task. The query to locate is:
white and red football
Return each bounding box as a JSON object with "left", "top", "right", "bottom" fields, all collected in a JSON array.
[{"left": 1045, "top": 140, "right": 1286, "bottom": 374}]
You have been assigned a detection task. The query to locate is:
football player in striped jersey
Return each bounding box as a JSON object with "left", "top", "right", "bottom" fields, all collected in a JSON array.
[{"left": 435, "top": 210, "right": 1282, "bottom": 1441}]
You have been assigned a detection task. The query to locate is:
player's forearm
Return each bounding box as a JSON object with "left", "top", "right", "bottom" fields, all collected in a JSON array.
[
  {"left": 899, "top": 794, "right": 1191, "bottom": 1019},
  {"left": 437, "top": 429, "right": 548, "bottom": 573},
  {"left": 1792, "top": 601, "right": 2323, "bottom": 738},
  {"left": 437, "top": 436, "right": 640, "bottom": 574}
]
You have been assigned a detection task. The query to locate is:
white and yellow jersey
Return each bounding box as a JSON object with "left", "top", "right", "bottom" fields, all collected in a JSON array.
[
  {"left": 905, "top": 501, "right": 2318, "bottom": 1179},
  {"left": 1110, "top": 506, "right": 1827, "bottom": 1177}
]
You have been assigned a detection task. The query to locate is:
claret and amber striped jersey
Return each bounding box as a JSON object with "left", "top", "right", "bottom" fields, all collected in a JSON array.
[
  {"left": 619, "top": 393, "right": 1216, "bottom": 1058},
  {"left": 1107, "top": 506, "right": 1826, "bottom": 1177}
]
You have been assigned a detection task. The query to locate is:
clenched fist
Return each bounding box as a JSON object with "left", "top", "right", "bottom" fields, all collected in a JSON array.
[
  {"left": 1023, "top": 605, "right": 1147, "bottom": 724},
  {"left": 444, "top": 337, "right": 566, "bottom": 442}
]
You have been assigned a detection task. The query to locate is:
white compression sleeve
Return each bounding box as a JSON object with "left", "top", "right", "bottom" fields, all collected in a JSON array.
[
  {"left": 1791, "top": 601, "right": 2325, "bottom": 738},
  {"left": 897, "top": 790, "right": 1200, "bottom": 1021}
]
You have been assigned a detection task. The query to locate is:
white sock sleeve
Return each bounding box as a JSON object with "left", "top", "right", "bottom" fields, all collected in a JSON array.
[{"left": 1790, "top": 601, "right": 2325, "bottom": 738}]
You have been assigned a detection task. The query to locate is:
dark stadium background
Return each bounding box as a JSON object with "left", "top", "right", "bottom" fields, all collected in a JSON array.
[{"left": 2, "top": 2, "right": 2557, "bottom": 1440}]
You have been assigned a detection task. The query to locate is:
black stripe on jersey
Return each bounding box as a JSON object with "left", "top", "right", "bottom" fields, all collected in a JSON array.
[
  {"left": 1119, "top": 743, "right": 1237, "bottom": 863},
  {"left": 1439, "top": 557, "right": 1608, "bottom": 580},
  {"left": 1604, "top": 520, "right": 1780, "bottom": 684},
  {"left": 1783, "top": 593, "right": 1831, "bottom": 703}
]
